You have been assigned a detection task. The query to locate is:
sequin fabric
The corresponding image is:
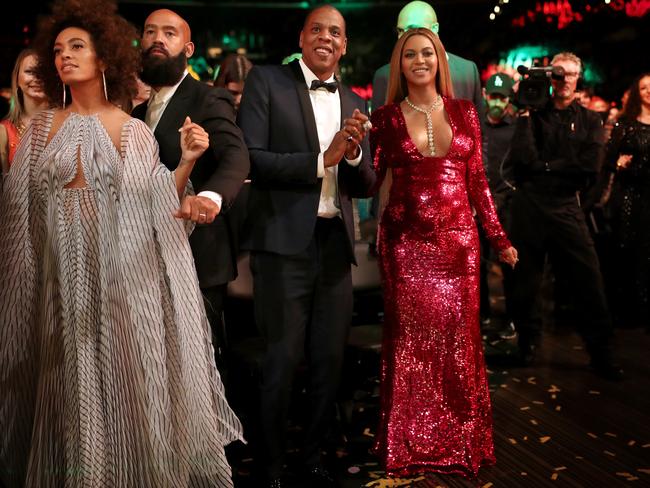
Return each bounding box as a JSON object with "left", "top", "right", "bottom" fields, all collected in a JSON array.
[
  {"left": 605, "top": 119, "right": 650, "bottom": 323},
  {"left": 370, "top": 99, "right": 510, "bottom": 478}
]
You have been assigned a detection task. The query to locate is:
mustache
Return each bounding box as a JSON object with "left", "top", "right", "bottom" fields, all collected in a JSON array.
[{"left": 144, "top": 44, "right": 170, "bottom": 57}]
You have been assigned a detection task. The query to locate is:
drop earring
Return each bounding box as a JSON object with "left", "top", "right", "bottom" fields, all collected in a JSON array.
[
  {"left": 101, "top": 70, "right": 108, "bottom": 101},
  {"left": 62, "top": 83, "right": 66, "bottom": 108}
]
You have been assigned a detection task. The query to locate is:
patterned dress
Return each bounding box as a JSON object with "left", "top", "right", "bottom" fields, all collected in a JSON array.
[
  {"left": 370, "top": 99, "right": 510, "bottom": 477},
  {"left": 0, "top": 111, "right": 243, "bottom": 488}
]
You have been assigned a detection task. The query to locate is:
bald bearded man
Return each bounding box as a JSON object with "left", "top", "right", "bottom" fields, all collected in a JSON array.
[
  {"left": 134, "top": 9, "right": 250, "bottom": 363},
  {"left": 371, "top": 1, "right": 482, "bottom": 111}
]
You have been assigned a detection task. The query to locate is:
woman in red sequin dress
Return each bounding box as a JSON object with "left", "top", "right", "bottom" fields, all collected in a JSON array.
[{"left": 370, "top": 28, "right": 517, "bottom": 478}]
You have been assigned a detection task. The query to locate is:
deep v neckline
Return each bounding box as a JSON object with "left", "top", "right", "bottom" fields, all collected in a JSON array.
[{"left": 397, "top": 98, "right": 455, "bottom": 160}]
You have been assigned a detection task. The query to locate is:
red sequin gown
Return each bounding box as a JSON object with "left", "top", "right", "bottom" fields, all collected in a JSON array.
[{"left": 370, "top": 98, "right": 511, "bottom": 478}]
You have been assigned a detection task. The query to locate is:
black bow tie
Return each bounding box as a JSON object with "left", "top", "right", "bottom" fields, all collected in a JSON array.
[{"left": 310, "top": 79, "right": 338, "bottom": 93}]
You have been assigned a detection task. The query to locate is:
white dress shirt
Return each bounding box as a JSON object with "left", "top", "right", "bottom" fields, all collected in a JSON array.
[
  {"left": 298, "top": 59, "right": 361, "bottom": 219},
  {"left": 145, "top": 71, "right": 222, "bottom": 208}
]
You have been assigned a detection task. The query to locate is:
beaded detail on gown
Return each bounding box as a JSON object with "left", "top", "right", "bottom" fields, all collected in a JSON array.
[
  {"left": 0, "top": 111, "right": 243, "bottom": 488},
  {"left": 370, "top": 99, "right": 510, "bottom": 477}
]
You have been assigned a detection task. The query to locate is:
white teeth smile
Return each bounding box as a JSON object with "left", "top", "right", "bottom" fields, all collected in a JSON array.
[{"left": 315, "top": 48, "right": 330, "bottom": 55}]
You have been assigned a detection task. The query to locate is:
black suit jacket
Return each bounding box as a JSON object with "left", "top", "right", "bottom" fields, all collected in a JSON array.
[
  {"left": 371, "top": 52, "right": 482, "bottom": 111},
  {"left": 237, "top": 61, "right": 376, "bottom": 264},
  {"left": 133, "top": 74, "right": 250, "bottom": 287}
]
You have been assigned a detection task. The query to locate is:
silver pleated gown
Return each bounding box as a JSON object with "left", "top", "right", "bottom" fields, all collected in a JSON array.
[{"left": 0, "top": 111, "right": 243, "bottom": 488}]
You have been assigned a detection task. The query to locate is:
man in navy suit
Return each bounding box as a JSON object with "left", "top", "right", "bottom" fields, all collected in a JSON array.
[
  {"left": 237, "top": 5, "right": 376, "bottom": 487},
  {"left": 134, "top": 9, "right": 250, "bottom": 364},
  {"left": 371, "top": 0, "right": 482, "bottom": 111}
]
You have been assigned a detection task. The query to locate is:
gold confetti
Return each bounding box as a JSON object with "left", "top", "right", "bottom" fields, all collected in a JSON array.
[
  {"left": 587, "top": 432, "right": 598, "bottom": 439},
  {"left": 627, "top": 477, "right": 640, "bottom": 481},
  {"left": 508, "top": 438, "right": 518, "bottom": 445},
  {"left": 363, "top": 428, "right": 375, "bottom": 437},
  {"left": 605, "top": 432, "right": 618, "bottom": 438},
  {"left": 642, "top": 444, "right": 650, "bottom": 448},
  {"left": 530, "top": 419, "right": 539, "bottom": 426},
  {"left": 604, "top": 450, "right": 616, "bottom": 457},
  {"left": 551, "top": 472, "right": 559, "bottom": 480},
  {"left": 482, "top": 483, "right": 494, "bottom": 488},
  {"left": 589, "top": 390, "right": 601, "bottom": 395},
  {"left": 533, "top": 400, "right": 544, "bottom": 405},
  {"left": 548, "top": 385, "right": 561, "bottom": 392},
  {"left": 628, "top": 440, "right": 636, "bottom": 446},
  {"left": 616, "top": 472, "right": 633, "bottom": 477},
  {"left": 512, "top": 377, "right": 521, "bottom": 383},
  {"left": 575, "top": 456, "right": 584, "bottom": 460},
  {"left": 527, "top": 377, "right": 537, "bottom": 384},
  {"left": 521, "top": 472, "right": 528, "bottom": 476},
  {"left": 523, "top": 436, "right": 529, "bottom": 441},
  {"left": 520, "top": 406, "right": 531, "bottom": 411},
  {"left": 555, "top": 466, "right": 567, "bottom": 471},
  {"left": 500, "top": 384, "right": 509, "bottom": 388},
  {"left": 540, "top": 436, "right": 551, "bottom": 443},
  {"left": 555, "top": 406, "right": 562, "bottom": 412},
  {"left": 637, "top": 469, "right": 650, "bottom": 474},
  {"left": 551, "top": 394, "right": 557, "bottom": 400},
  {"left": 572, "top": 345, "right": 583, "bottom": 350}
]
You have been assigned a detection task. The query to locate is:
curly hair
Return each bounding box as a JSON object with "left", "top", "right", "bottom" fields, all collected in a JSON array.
[
  {"left": 619, "top": 72, "right": 650, "bottom": 122},
  {"left": 32, "top": 0, "right": 140, "bottom": 108}
]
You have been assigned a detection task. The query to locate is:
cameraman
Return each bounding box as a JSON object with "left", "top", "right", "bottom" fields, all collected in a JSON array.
[{"left": 505, "top": 52, "right": 622, "bottom": 380}]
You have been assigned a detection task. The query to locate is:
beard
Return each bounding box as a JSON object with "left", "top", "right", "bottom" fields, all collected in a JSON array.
[{"left": 140, "top": 48, "right": 187, "bottom": 87}]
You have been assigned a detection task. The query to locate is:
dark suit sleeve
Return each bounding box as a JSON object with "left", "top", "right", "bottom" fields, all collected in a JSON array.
[
  {"left": 199, "top": 88, "right": 250, "bottom": 210},
  {"left": 371, "top": 67, "right": 388, "bottom": 114},
  {"left": 343, "top": 100, "right": 376, "bottom": 199},
  {"left": 237, "top": 67, "right": 320, "bottom": 186},
  {"left": 469, "top": 61, "right": 482, "bottom": 109}
]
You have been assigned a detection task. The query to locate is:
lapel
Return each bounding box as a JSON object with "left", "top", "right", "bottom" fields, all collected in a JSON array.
[
  {"left": 338, "top": 83, "right": 355, "bottom": 134},
  {"left": 154, "top": 74, "right": 194, "bottom": 140},
  {"left": 288, "top": 60, "right": 320, "bottom": 154}
]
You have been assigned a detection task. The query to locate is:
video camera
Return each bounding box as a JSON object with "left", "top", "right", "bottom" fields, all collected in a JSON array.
[{"left": 514, "top": 64, "right": 566, "bottom": 109}]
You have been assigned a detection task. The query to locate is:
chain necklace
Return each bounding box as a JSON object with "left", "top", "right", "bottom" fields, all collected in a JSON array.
[
  {"left": 15, "top": 118, "right": 28, "bottom": 138},
  {"left": 404, "top": 94, "right": 443, "bottom": 156}
]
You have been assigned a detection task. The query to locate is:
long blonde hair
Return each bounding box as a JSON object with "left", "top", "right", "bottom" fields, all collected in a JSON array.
[
  {"left": 7, "top": 49, "right": 37, "bottom": 126},
  {"left": 385, "top": 28, "right": 454, "bottom": 105}
]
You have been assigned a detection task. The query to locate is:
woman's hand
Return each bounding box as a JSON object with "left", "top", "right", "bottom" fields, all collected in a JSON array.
[
  {"left": 179, "top": 116, "right": 209, "bottom": 166},
  {"left": 616, "top": 154, "right": 633, "bottom": 170},
  {"left": 499, "top": 246, "right": 518, "bottom": 269}
]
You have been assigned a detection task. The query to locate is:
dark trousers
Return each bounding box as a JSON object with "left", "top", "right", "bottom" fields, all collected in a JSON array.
[
  {"left": 250, "top": 217, "right": 353, "bottom": 479},
  {"left": 202, "top": 283, "right": 228, "bottom": 369},
  {"left": 509, "top": 190, "right": 613, "bottom": 359}
]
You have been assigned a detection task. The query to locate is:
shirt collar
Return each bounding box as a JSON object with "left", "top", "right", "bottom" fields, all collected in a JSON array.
[
  {"left": 298, "top": 58, "right": 336, "bottom": 89},
  {"left": 149, "top": 70, "right": 189, "bottom": 106}
]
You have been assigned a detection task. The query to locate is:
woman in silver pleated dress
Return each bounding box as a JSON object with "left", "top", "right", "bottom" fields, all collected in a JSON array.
[{"left": 0, "top": 0, "right": 243, "bottom": 486}]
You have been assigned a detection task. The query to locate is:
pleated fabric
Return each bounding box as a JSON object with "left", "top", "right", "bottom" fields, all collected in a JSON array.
[{"left": 0, "top": 111, "right": 243, "bottom": 488}]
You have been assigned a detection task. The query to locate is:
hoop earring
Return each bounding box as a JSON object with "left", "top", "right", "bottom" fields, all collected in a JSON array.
[
  {"left": 62, "top": 83, "right": 66, "bottom": 108},
  {"left": 102, "top": 70, "right": 108, "bottom": 101}
]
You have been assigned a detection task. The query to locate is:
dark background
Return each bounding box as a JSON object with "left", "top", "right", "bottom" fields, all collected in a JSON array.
[{"left": 1, "top": 0, "right": 648, "bottom": 104}]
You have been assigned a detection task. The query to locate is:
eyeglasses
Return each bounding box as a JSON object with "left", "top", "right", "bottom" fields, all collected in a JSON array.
[{"left": 563, "top": 72, "right": 580, "bottom": 81}]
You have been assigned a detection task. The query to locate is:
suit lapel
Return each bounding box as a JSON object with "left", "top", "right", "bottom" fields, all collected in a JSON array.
[
  {"left": 288, "top": 61, "right": 320, "bottom": 154},
  {"left": 154, "top": 74, "right": 194, "bottom": 140}
]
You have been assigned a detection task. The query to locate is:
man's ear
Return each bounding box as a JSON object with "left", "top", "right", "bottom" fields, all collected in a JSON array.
[
  {"left": 299, "top": 30, "right": 304, "bottom": 49},
  {"left": 184, "top": 41, "right": 195, "bottom": 58}
]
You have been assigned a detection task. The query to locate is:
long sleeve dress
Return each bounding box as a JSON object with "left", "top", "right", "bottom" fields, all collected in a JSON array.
[
  {"left": 0, "top": 110, "right": 243, "bottom": 488},
  {"left": 603, "top": 118, "right": 650, "bottom": 327},
  {"left": 370, "top": 98, "right": 510, "bottom": 478}
]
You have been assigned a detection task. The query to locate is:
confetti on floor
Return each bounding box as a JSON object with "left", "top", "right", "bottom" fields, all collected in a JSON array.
[
  {"left": 530, "top": 419, "right": 539, "bottom": 426},
  {"left": 540, "top": 436, "right": 551, "bottom": 443},
  {"left": 508, "top": 438, "right": 518, "bottom": 445},
  {"left": 628, "top": 440, "right": 636, "bottom": 446},
  {"left": 605, "top": 432, "right": 618, "bottom": 437},
  {"left": 589, "top": 390, "right": 601, "bottom": 395},
  {"left": 637, "top": 468, "right": 650, "bottom": 475},
  {"left": 533, "top": 400, "right": 544, "bottom": 405},
  {"left": 604, "top": 450, "right": 617, "bottom": 457},
  {"left": 555, "top": 466, "right": 567, "bottom": 471},
  {"left": 588, "top": 432, "right": 598, "bottom": 439},
  {"left": 520, "top": 406, "right": 531, "bottom": 411},
  {"left": 555, "top": 406, "right": 562, "bottom": 411},
  {"left": 551, "top": 472, "right": 559, "bottom": 480}
]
